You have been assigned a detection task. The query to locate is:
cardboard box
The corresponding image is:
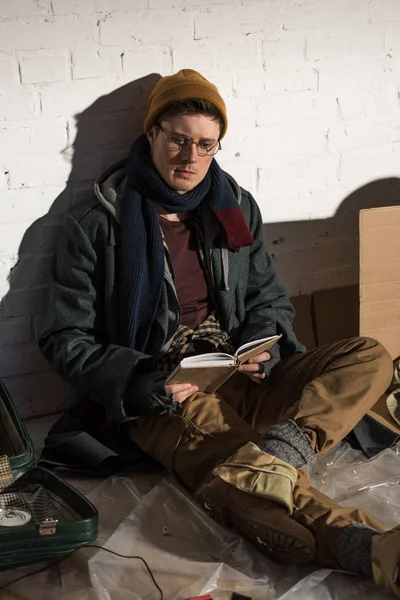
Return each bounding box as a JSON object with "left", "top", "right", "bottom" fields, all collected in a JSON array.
[
  {"left": 360, "top": 206, "right": 400, "bottom": 360},
  {"left": 288, "top": 211, "right": 400, "bottom": 438},
  {"left": 312, "top": 285, "right": 359, "bottom": 347},
  {"left": 291, "top": 294, "right": 316, "bottom": 350},
  {"left": 291, "top": 287, "right": 358, "bottom": 350}
]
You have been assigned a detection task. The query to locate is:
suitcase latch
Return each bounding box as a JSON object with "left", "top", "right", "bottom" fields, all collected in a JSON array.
[{"left": 38, "top": 518, "right": 58, "bottom": 536}]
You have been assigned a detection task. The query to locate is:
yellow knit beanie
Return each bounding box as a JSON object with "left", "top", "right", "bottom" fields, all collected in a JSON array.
[{"left": 143, "top": 69, "right": 228, "bottom": 139}]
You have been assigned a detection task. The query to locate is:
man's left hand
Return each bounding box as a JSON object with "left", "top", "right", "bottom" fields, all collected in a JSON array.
[{"left": 238, "top": 351, "right": 271, "bottom": 383}]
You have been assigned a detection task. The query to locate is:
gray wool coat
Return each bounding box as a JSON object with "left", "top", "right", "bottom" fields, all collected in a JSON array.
[{"left": 38, "top": 162, "right": 305, "bottom": 471}]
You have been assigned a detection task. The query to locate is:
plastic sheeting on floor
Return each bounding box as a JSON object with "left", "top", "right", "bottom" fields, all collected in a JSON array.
[{"left": 1, "top": 442, "right": 399, "bottom": 600}]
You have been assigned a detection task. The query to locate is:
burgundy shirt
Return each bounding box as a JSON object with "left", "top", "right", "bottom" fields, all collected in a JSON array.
[{"left": 159, "top": 215, "right": 210, "bottom": 329}]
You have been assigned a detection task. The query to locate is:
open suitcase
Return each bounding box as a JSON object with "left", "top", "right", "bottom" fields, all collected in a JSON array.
[{"left": 0, "top": 380, "right": 99, "bottom": 570}]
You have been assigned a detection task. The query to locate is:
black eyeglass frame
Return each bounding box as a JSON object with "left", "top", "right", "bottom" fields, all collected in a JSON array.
[{"left": 156, "top": 122, "right": 222, "bottom": 157}]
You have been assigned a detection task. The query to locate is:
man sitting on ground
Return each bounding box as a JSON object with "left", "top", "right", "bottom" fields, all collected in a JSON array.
[{"left": 39, "top": 69, "right": 400, "bottom": 597}]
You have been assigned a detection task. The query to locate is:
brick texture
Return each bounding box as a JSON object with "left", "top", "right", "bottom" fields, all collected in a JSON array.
[{"left": 0, "top": 0, "right": 399, "bottom": 417}]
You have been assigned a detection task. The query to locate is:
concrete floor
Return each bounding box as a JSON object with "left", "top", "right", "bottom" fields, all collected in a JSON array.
[{"left": 0, "top": 415, "right": 398, "bottom": 600}]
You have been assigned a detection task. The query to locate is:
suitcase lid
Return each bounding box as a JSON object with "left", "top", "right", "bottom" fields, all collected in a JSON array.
[
  {"left": 0, "top": 381, "right": 99, "bottom": 571},
  {"left": 0, "top": 380, "right": 35, "bottom": 474}
]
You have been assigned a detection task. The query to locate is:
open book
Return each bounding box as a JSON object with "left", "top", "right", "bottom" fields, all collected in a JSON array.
[{"left": 165, "top": 334, "right": 282, "bottom": 394}]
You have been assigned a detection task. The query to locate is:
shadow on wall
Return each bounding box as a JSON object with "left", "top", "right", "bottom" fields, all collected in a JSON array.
[
  {"left": 0, "top": 71, "right": 399, "bottom": 419},
  {"left": 0, "top": 74, "right": 161, "bottom": 419},
  {"left": 264, "top": 177, "right": 400, "bottom": 297}
]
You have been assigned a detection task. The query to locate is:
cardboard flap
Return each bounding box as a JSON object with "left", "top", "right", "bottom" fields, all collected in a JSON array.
[{"left": 360, "top": 206, "right": 400, "bottom": 359}]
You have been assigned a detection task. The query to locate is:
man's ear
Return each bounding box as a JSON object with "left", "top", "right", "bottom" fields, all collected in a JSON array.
[{"left": 146, "top": 127, "right": 156, "bottom": 147}]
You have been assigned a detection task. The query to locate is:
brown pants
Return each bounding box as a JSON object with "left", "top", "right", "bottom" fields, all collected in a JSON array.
[{"left": 129, "top": 337, "right": 393, "bottom": 567}]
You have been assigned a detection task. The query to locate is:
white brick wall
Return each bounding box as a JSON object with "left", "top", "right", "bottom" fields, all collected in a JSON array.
[
  {"left": 0, "top": 0, "right": 399, "bottom": 418},
  {"left": 19, "top": 51, "right": 69, "bottom": 84},
  {"left": 0, "top": 16, "right": 96, "bottom": 50}
]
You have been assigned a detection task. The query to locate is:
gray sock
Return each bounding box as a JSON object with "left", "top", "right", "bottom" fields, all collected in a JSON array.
[
  {"left": 258, "top": 418, "right": 314, "bottom": 468},
  {"left": 337, "top": 523, "right": 377, "bottom": 578}
]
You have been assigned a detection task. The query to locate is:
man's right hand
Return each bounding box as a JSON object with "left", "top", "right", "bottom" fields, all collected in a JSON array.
[{"left": 165, "top": 382, "right": 199, "bottom": 404}]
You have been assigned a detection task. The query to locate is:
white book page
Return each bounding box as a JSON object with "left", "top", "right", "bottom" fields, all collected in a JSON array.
[
  {"left": 235, "top": 335, "right": 279, "bottom": 356},
  {"left": 181, "top": 353, "right": 236, "bottom": 367}
]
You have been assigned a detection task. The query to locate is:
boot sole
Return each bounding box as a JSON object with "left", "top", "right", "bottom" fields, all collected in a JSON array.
[{"left": 196, "top": 485, "right": 315, "bottom": 565}]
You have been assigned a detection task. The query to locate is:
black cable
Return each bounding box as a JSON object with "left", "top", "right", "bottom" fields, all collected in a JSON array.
[
  {"left": 0, "top": 544, "right": 163, "bottom": 599},
  {"left": 86, "top": 544, "right": 163, "bottom": 599}
]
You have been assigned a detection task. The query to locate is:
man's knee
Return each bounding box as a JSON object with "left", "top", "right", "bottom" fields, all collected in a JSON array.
[
  {"left": 340, "top": 335, "right": 391, "bottom": 362},
  {"left": 343, "top": 336, "right": 393, "bottom": 390},
  {"left": 352, "top": 336, "right": 392, "bottom": 368},
  {"left": 356, "top": 335, "right": 389, "bottom": 354}
]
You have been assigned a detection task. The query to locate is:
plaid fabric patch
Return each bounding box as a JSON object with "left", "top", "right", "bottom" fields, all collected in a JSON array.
[
  {"left": 157, "top": 311, "right": 234, "bottom": 371},
  {"left": 0, "top": 455, "right": 58, "bottom": 523},
  {"left": 0, "top": 456, "right": 13, "bottom": 489}
]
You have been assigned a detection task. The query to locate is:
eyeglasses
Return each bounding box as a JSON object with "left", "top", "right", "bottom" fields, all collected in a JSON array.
[{"left": 156, "top": 123, "right": 221, "bottom": 157}]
